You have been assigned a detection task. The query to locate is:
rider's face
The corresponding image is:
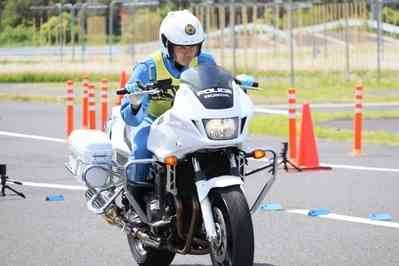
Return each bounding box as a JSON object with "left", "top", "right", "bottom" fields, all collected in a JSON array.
[{"left": 173, "top": 45, "right": 199, "bottom": 66}]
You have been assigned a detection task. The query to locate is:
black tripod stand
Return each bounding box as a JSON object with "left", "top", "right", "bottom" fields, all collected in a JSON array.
[
  {"left": 278, "top": 142, "right": 302, "bottom": 172},
  {"left": 1, "top": 164, "right": 25, "bottom": 198}
]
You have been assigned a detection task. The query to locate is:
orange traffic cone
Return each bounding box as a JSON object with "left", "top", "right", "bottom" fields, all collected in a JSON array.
[
  {"left": 115, "top": 70, "right": 127, "bottom": 105},
  {"left": 297, "top": 102, "right": 331, "bottom": 170}
]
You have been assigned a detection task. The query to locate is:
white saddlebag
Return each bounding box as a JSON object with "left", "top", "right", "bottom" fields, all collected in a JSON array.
[{"left": 66, "top": 129, "right": 113, "bottom": 188}]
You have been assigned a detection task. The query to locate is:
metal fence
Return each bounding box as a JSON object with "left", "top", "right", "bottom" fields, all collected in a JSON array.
[
  {"left": 2, "top": 0, "right": 399, "bottom": 84},
  {"left": 195, "top": 0, "right": 399, "bottom": 84}
]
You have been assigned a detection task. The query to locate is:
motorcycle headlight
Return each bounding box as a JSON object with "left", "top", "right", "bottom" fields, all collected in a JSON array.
[{"left": 203, "top": 117, "right": 239, "bottom": 140}]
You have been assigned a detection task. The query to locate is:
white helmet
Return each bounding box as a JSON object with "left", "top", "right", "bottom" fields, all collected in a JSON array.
[{"left": 159, "top": 10, "right": 205, "bottom": 59}]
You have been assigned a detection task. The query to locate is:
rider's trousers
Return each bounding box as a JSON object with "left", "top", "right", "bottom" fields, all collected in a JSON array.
[{"left": 126, "top": 116, "right": 154, "bottom": 183}]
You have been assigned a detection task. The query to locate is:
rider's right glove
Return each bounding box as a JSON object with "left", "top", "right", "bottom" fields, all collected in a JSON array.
[{"left": 126, "top": 82, "right": 143, "bottom": 110}]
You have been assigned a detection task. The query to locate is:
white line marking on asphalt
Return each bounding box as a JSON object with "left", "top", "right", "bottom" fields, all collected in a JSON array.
[
  {"left": 320, "top": 163, "right": 399, "bottom": 172},
  {"left": 256, "top": 102, "right": 399, "bottom": 109},
  {"left": 21, "top": 181, "right": 86, "bottom": 191},
  {"left": 3, "top": 130, "right": 398, "bottom": 229},
  {"left": 3, "top": 131, "right": 399, "bottom": 173},
  {"left": 286, "top": 209, "right": 399, "bottom": 229},
  {"left": 19, "top": 179, "right": 399, "bottom": 230},
  {"left": 254, "top": 102, "right": 399, "bottom": 115},
  {"left": 253, "top": 158, "right": 399, "bottom": 173},
  {"left": 0, "top": 130, "right": 66, "bottom": 143},
  {"left": 255, "top": 108, "right": 288, "bottom": 115}
]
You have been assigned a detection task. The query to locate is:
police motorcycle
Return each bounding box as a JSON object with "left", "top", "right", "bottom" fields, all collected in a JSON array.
[{"left": 66, "top": 64, "right": 277, "bottom": 266}]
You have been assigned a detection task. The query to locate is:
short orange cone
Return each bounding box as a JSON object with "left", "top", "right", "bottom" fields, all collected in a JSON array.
[{"left": 297, "top": 102, "right": 331, "bottom": 170}]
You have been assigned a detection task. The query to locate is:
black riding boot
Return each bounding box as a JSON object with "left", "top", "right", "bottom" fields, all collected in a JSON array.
[{"left": 127, "top": 184, "right": 145, "bottom": 211}]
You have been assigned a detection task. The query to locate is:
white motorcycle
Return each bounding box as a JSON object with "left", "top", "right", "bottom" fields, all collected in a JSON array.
[{"left": 66, "top": 64, "right": 276, "bottom": 266}]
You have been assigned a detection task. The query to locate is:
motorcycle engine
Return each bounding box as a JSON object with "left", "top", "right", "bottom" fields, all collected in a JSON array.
[{"left": 146, "top": 199, "right": 162, "bottom": 223}]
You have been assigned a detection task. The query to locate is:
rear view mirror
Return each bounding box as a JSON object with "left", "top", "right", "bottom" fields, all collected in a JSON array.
[{"left": 235, "top": 74, "right": 259, "bottom": 92}]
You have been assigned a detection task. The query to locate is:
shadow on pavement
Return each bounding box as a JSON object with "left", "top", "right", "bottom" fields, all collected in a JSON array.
[{"left": 173, "top": 263, "right": 275, "bottom": 266}]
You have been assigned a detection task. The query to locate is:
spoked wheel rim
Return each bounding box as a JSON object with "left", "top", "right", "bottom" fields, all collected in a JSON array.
[{"left": 211, "top": 207, "right": 231, "bottom": 266}]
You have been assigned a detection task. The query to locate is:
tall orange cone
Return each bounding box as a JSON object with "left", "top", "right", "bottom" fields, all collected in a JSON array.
[
  {"left": 66, "top": 80, "right": 74, "bottom": 137},
  {"left": 297, "top": 102, "right": 331, "bottom": 170},
  {"left": 115, "top": 70, "right": 127, "bottom": 105},
  {"left": 353, "top": 81, "right": 363, "bottom": 156},
  {"left": 88, "top": 84, "right": 96, "bottom": 129},
  {"left": 100, "top": 79, "right": 109, "bottom": 131},
  {"left": 82, "top": 75, "right": 89, "bottom": 128}
]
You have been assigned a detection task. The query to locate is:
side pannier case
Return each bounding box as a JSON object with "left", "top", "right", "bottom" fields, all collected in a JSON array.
[{"left": 66, "top": 129, "right": 113, "bottom": 188}]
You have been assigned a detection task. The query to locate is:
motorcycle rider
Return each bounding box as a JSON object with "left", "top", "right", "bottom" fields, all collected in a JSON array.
[{"left": 120, "top": 10, "right": 216, "bottom": 205}]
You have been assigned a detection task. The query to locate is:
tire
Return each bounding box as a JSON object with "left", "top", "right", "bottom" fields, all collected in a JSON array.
[
  {"left": 127, "top": 235, "right": 175, "bottom": 266},
  {"left": 209, "top": 186, "right": 254, "bottom": 266}
]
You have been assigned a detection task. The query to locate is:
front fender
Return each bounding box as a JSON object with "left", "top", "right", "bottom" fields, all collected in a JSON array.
[{"left": 195, "top": 175, "right": 243, "bottom": 202}]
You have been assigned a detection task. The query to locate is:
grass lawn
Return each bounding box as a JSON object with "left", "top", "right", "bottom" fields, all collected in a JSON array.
[{"left": 249, "top": 110, "right": 399, "bottom": 146}]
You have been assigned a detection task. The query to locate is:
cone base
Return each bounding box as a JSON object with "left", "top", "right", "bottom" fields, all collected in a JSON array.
[
  {"left": 297, "top": 165, "right": 332, "bottom": 171},
  {"left": 352, "top": 149, "right": 362, "bottom": 156}
]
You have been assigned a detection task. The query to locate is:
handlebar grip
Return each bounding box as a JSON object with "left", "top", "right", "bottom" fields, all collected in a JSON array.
[{"left": 116, "top": 89, "right": 128, "bottom": 95}]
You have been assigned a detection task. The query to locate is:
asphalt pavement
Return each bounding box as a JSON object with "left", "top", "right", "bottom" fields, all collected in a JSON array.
[{"left": 1, "top": 101, "right": 399, "bottom": 266}]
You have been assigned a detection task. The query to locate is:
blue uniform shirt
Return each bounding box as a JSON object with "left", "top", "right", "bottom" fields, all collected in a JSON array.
[{"left": 121, "top": 51, "right": 216, "bottom": 126}]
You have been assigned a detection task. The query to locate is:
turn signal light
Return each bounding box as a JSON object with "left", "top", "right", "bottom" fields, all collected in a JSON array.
[
  {"left": 252, "top": 149, "right": 266, "bottom": 159},
  {"left": 164, "top": 155, "right": 177, "bottom": 166}
]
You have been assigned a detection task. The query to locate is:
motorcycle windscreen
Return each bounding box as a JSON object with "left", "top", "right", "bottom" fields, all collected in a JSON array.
[{"left": 180, "top": 64, "right": 234, "bottom": 109}]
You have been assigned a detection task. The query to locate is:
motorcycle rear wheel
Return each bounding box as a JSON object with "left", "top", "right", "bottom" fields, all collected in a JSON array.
[
  {"left": 127, "top": 235, "right": 175, "bottom": 266},
  {"left": 209, "top": 186, "right": 254, "bottom": 266}
]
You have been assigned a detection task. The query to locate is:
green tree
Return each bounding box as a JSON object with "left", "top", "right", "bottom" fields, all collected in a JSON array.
[
  {"left": 0, "top": 0, "right": 5, "bottom": 22},
  {"left": 0, "top": 24, "right": 36, "bottom": 46},
  {"left": 40, "top": 12, "right": 72, "bottom": 45},
  {"left": 1, "top": 0, "right": 35, "bottom": 28}
]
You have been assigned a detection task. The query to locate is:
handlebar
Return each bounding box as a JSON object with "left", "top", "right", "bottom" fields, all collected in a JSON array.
[
  {"left": 116, "top": 77, "right": 259, "bottom": 97},
  {"left": 116, "top": 78, "right": 176, "bottom": 102}
]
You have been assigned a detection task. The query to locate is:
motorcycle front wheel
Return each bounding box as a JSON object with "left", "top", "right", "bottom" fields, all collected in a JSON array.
[
  {"left": 209, "top": 185, "right": 254, "bottom": 266},
  {"left": 127, "top": 235, "right": 175, "bottom": 266}
]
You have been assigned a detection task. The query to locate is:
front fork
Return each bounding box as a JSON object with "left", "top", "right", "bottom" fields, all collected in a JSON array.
[
  {"left": 192, "top": 157, "right": 218, "bottom": 243},
  {"left": 192, "top": 150, "right": 277, "bottom": 243},
  {"left": 192, "top": 156, "right": 244, "bottom": 245}
]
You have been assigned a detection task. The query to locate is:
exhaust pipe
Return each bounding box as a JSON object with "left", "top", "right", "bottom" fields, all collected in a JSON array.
[
  {"left": 129, "top": 227, "right": 161, "bottom": 248},
  {"left": 114, "top": 219, "right": 161, "bottom": 249}
]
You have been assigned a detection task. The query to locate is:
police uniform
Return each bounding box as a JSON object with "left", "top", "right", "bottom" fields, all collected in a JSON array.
[{"left": 121, "top": 51, "right": 215, "bottom": 183}]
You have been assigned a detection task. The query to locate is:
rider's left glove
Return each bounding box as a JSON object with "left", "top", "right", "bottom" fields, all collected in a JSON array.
[
  {"left": 126, "top": 82, "right": 138, "bottom": 93},
  {"left": 236, "top": 74, "right": 255, "bottom": 87}
]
